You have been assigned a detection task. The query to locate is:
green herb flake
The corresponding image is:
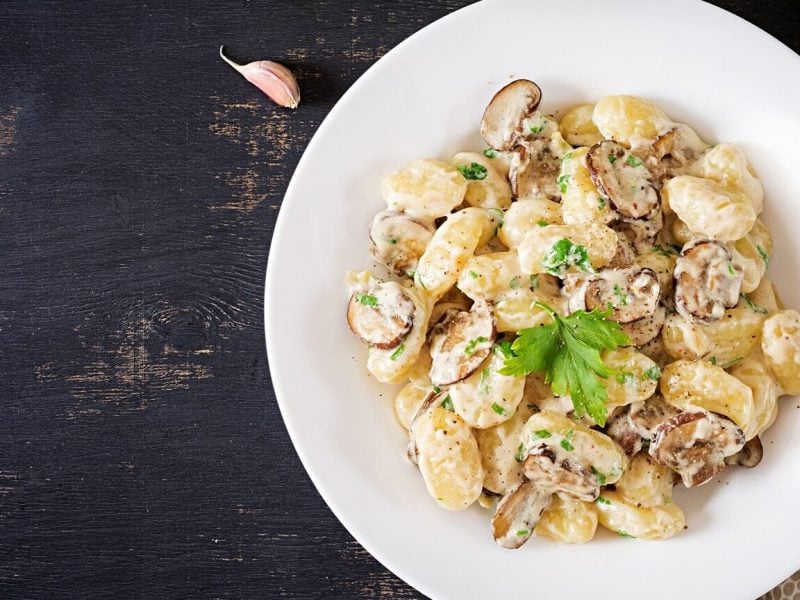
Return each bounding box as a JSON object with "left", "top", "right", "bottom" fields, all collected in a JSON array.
[
  {"left": 557, "top": 174, "right": 570, "bottom": 194},
  {"left": 613, "top": 284, "right": 629, "bottom": 306},
  {"left": 432, "top": 386, "right": 442, "bottom": 394},
  {"left": 540, "top": 238, "right": 594, "bottom": 277},
  {"left": 624, "top": 154, "right": 643, "bottom": 167},
  {"left": 561, "top": 151, "right": 574, "bottom": 163},
  {"left": 727, "top": 262, "right": 736, "bottom": 276},
  {"left": 469, "top": 270, "right": 480, "bottom": 279},
  {"left": 644, "top": 365, "right": 662, "bottom": 380},
  {"left": 509, "top": 276, "right": 521, "bottom": 289},
  {"left": 537, "top": 219, "right": 549, "bottom": 227},
  {"left": 721, "top": 356, "right": 744, "bottom": 369},
  {"left": 709, "top": 356, "right": 717, "bottom": 365},
  {"left": 560, "top": 438, "right": 575, "bottom": 452},
  {"left": 500, "top": 303, "right": 631, "bottom": 426},
  {"left": 356, "top": 293, "right": 379, "bottom": 307},
  {"left": 515, "top": 442, "right": 526, "bottom": 463},
  {"left": 529, "top": 120, "right": 547, "bottom": 134},
  {"left": 515, "top": 529, "right": 530, "bottom": 536},
  {"left": 389, "top": 344, "right": 406, "bottom": 361},
  {"left": 529, "top": 274, "right": 540, "bottom": 290},
  {"left": 491, "top": 402, "right": 507, "bottom": 416},
  {"left": 494, "top": 341, "right": 515, "bottom": 360},
  {"left": 591, "top": 466, "right": 607, "bottom": 486},
  {"left": 617, "top": 530, "right": 635, "bottom": 538},
  {"left": 483, "top": 148, "right": 497, "bottom": 159},
  {"left": 458, "top": 162, "right": 488, "bottom": 181},
  {"left": 597, "top": 196, "right": 607, "bottom": 210},
  {"left": 756, "top": 244, "right": 770, "bottom": 268},
  {"left": 651, "top": 244, "right": 679, "bottom": 257},
  {"left": 464, "top": 336, "right": 490, "bottom": 356},
  {"left": 608, "top": 155, "right": 618, "bottom": 164},
  {"left": 616, "top": 371, "right": 636, "bottom": 386},
  {"left": 440, "top": 394, "right": 454, "bottom": 411},
  {"left": 595, "top": 495, "right": 610, "bottom": 505},
  {"left": 488, "top": 207, "right": 504, "bottom": 236},
  {"left": 534, "top": 429, "right": 552, "bottom": 439},
  {"left": 740, "top": 293, "right": 768, "bottom": 314}
]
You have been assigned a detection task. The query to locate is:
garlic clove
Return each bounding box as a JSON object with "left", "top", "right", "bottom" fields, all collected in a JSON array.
[{"left": 219, "top": 45, "right": 300, "bottom": 109}]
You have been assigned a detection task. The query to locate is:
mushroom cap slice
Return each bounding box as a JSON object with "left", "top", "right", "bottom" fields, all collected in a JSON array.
[
  {"left": 587, "top": 141, "right": 660, "bottom": 219},
  {"left": 491, "top": 479, "right": 551, "bottom": 549},
  {"left": 523, "top": 443, "right": 599, "bottom": 502},
  {"left": 649, "top": 410, "right": 745, "bottom": 487},
  {"left": 629, "top": 395, "right": 680, "bottom": 438},
  {"left": 583, "top": 267, "right": 661, "bottom": 324},
  {"left": 347, "top": 281, "right": 415, "bottom": 349},
  {"left": 428, "top": 299, "right": 496, "bottom": 386},
  {"left": 725, "top": 435, "right": 763, "bottom": 468},
  {"left": 368, "top": 210, "right": 434, "bottom": 277},
  {"left": 674, "top": 239, "right": 744, "bottom": 322},
  {"left": 604, "top": 405, "right": 644, "bottom": 459},
  {"left": 508, "top": 141, "right": 563, "bottom": 202},
  {"left": 620, "top": 305, "right": 666, "bottom": 347},
  {"left": 480, "top": 79, "right": 542, "bottom": 152}
]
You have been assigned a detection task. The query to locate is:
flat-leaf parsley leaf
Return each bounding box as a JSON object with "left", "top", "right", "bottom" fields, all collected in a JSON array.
[
  {"left": 457, "top": 162, "right": 488, "bottom": 180},
  {"left": 499, "top": 303, "right": 630, "bottom": 425}
]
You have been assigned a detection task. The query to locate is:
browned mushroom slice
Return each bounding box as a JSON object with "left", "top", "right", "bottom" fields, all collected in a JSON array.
[
  {"left": 480, "top": 79, "right": 542, "bottom": 152},
  {"left": 725, "top": 436, "right": 763, "bottom": 468},
  {"left": 620, "top": 305, "right": 666, "bottom": 347},
  {"left": 428, "top": 299, "right": 496, "bottom": 386},
  {"left": 491, "top": 480, "right": 551, "bottom": 549},
  {"left": 587, "top": 141, "right": 660, "bottom": 219},
  {"left": 629, "top": 395, "right": 680, "bottom": 438},
  {"left": 613, "top": 206, "right": 664, "bottom": 247},
  {"left": 523, "top": 444, "right": 599, "bottom": 502},
  {"left": 347, "top": 281, "right": 415, "bottom": 349},
  {"left": 604, "top": 405, "right": 643, "bottom": 459},
  {"left": 369, "top": 210, "right": 434, "bottom": 277},
  {"left": 674, "top": 240, "right": 744, "bottom": 322},
  {"left": 652, "top": 124, "right": 708, "bottom": 176},
  {"left": 649, "top": 411, "right": 745, "bottom": 487},
  {"left": 608, "top": 234, "right": 637, "bottom": 269},
  {"left": 406, "top": 390, "right": 442, "bottom": 465},
  {"left": 508, "top": 142, "right": 562, "bottom": 201},
  {"left": 584, "top": 267, "right": 661, "bottom": 323}
]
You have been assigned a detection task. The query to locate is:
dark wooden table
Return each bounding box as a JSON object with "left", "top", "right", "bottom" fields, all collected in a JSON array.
[{"left": 1, "top": 1, "right": 798, "bottom": 598}]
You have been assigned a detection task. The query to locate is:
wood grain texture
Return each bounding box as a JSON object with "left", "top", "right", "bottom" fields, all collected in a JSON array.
[{"left": 0, "top": 1, "right": 797, "bottom": 598}]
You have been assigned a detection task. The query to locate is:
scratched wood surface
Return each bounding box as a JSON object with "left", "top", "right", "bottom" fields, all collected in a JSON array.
[{"left": 0, "top": 1, "right": 798, "bottom": 598}]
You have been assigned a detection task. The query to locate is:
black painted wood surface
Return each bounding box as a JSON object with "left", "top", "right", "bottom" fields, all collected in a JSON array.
[{"left": 0, "top": 1, "right": 798, "bottom": 598}]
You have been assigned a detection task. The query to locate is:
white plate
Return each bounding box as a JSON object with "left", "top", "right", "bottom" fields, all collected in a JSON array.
[{"left": 265, "top": 1, "right": 800, "bottom": 598}]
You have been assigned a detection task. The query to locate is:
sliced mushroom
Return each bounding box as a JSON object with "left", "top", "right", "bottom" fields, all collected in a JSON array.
[
  {"left": 652, "top": 124, "right": 708, "bottom": 176},
  {"left": 491, "top": 480, "right": 551, "bottom": 549},
  {"left": 604, "top": 405, "right": 644, "bottom": 458},
  {"left": 406, "top": 390, "right": 441, "bottom": 465},
  {"left": 674, "top": 240, "right": 744, "bottom": 322},
  {"left": 523, "top": 444, "right": 598, "bottom": 502},
  {"left": 612, "top": 206, "right": 664, "bottom": 248},
  {"left": 649, "top": 410, "right": 745, "bottom": 487},
  {"left": 620, "top": 305, "right": 666, "bottom": 347},
  {"left": 480, "top": 79, "right": 542, "bottom": 152},
  {"left": 347, "top": 281, "right": 415, "bottom": 349},
  {"left": 608, "top": 234, "right": 637, "bottom": 269},
  {"left": 368, "top": 210, "right": 434, "bottom": 277},
  {"left": 629, "top": 395, "right": 680, "bottom": 438},
  {"left": 428, "top": 299, "right": 496, "bottom": 386},
  {"left": 725, "top": 435, "right": 763, "bottom": 468},
  {"left": 587, "top": 141, "right": 660, "bottom": 219},
  {"left": 584, "top": 267, "right": 660, "bottom": 323},
  {"left": 508, "top": 141, "right": 562, "bottom": 202}
]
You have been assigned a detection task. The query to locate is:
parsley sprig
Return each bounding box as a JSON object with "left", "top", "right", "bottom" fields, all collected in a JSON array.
[{"left": 499, "top": 303, "right": 630, "bottom": 426}]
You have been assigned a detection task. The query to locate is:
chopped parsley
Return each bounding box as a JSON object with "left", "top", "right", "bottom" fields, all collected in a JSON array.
[
  {"left": 389, "top": 344, "right": 406, "bottom": 360},
  {"left": 529, "top": 274, "right": 540, "bottom": 290},
  {"left": 617, "top": 530, "right": 635, "bottom": 538},
  {"left": 740, "top": 293, "right": 768, "bottom": 314},
  {"left": 560, "top": 429, "right": 575, "bottom": 452},
  {"left": 464, "top": 336, "right": 489, "bottom": 356},
  {"left": 488, "top": 207, "right": 504, "bottom": 236},
  {"left": 616, "top": 371, "right": 636, "bottom": 386},
  {"left": 561, "top": 151, "right": 574, "bottom": 162},
  {"left": 651, "top": 244, "right": 680, "bottom": 257},
  {"left": 479, "top": 368, "right": 492, "bottom": 392},
  {"left": 608, "top": 154, "right": 618, "bottom": 164},
  {"left": 595, "top": 495, "right": 610, "bottom": 505},
  {"left": 491, "top": 402, "right": 506, "bottom": 416},
  {"left": 356, "top": 293, "right": 379, "bottom": 307},
  {"left": 613, "top": 284, "right": 629, "bottom": 306},
  {"left": 557, "top": 174, "right": 570, "bottom": 194},
  {"left": 494, "top": 340, "right": 515, "bottom": 360},
  {"left": 529, "top": 120, "right": 547, "bottom": 134},
  {"left": 483, "top": 148, "right": 497, "bottom": 158},
  {"left": 540, "top": 238, "right": 594, "bottom": 276},
  {"left": 382, "top": 235, "right": 398, "bottom": 245},
  {"left": 515, "top": 529, "right": 530, "bottom": 536},
  {"left": 468, "top": 270, "right": 480, "bottom": 279},
  {"left": 534, "top": 429, "right": 552, "bottom": 439},
  {"left": 537, "top": 219, "right": 549, "bottom": 227},
  {"left": 644, "top": 365, "right": 662, "bottom": 380},
  {"left": 500, "top": 303, "right": 630, "bottom": 425},
  {"left": 509, "top": 276, "right": 521, "bottom": 289},
  {"left": 440, "top": 394, "right": 454, "bottom": 411},
  {"left": 458, "top": 162, "right": 488, "bottom": 180},
  {"left": 756, "top": 244, "right": 770, "bottom": 268},
  {"left": 727, "top": 262, "right": 736, "bottom": 276},
  {"left": 515, "top": 443, "right": 526, "bottom": 463},
  {"left": 624, "top": 154, "right": 643, "bottom": 168},
  {"left": 432, "top": 386, "right": 442, "bottom": 394},
  {"left": 591, "top": 466, "right": 607, "bottom": 486},
  {"left": 709, "top": 356, "right": 717, "bottom": 365},
  {"left": 597, "top": 196, "right": 607, "bottom": 210}
]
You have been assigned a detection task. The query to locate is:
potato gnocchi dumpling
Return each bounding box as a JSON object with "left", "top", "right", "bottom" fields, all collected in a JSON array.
[{"left": 345, "top": 79, "right": 796, "bottom": 549}]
